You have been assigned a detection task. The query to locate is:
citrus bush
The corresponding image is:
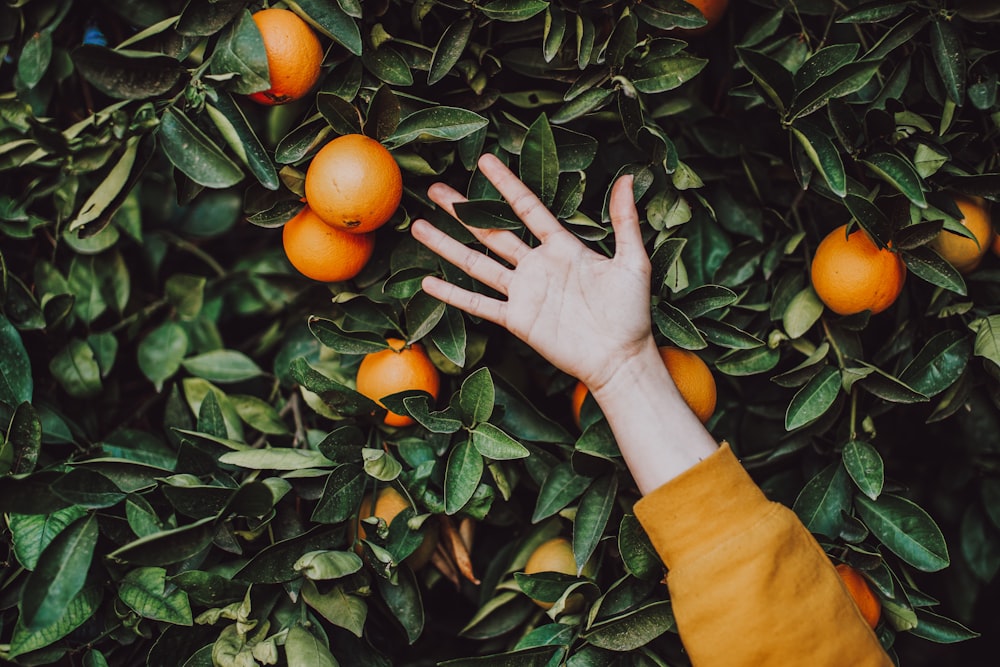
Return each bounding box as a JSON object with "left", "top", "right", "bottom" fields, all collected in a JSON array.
[{"left": 1, "top": 1, "right": 999, "bottom": 665}]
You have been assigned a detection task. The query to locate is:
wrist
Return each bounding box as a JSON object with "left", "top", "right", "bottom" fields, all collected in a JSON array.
[{"left": 589, "top": 336, "right": 679, "bottom": 406}]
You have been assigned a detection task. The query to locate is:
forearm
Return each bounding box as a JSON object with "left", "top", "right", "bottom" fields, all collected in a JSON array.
[{"left": 589, "top": 336, "right": 719, "bottom": 495}]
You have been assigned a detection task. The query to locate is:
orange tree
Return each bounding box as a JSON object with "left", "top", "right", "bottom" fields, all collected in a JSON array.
[{"left": 1, "top": 1, "right": 999, "bottom": 665}]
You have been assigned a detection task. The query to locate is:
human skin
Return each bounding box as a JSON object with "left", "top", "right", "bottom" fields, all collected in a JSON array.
[{"left": 410, "top": 154, "right": 719, "bottom": 494}]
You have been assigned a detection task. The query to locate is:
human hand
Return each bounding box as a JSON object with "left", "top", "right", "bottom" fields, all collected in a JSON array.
[{"left": 410, "top": 153, "right": 653, "bottom": 393}]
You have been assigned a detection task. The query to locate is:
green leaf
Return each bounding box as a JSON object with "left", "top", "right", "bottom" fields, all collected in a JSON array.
[
  {"left": 138, "top": 322, "right": 189, "bottom": 392},
  {"left": 21, "top": 513, "right": 98, "bottom": 630},
  {"left": 698, "top": 320, "right": 764, "bottom": 350},
  {"left": 715, "top": 346, "right": 781, "bottom": 376},
  {"left": 793, "top": 463, "right": 852, "bottom": 537},
  {"left": 159, "top": 108, "right": 244, "bottom": 188},
  {"left": 9, "top": 506, "right": 88, "bottom": 570},
  {"left": 910, "top": 609, "right": 980, "bottom": 643},
  {"left": 472, "top": 422, "right": 529, "bottom": 460},
  {"left": 302, "top": 580, "right": 367, "bottom": 637},
  {"left": 181, "top": 350, "right": 263, "bottom": 383},
  {"left": 119, "top": 567, "right": 193, "bottom": 625},
  {"left": 459, "top": 367, "right": 495, "bottom": 424},
  {"left": 362, "top": 44, "right": 413, "bottom": 86},
  {"left": 652, "top": 303, "right": 706, "bottom": 350},
  {"left": 8, "top": 585, "right": 102, "bottom": 658},
  {"left": 480, "top": 0, "right": 549, "bottom": 22},
  {"left": 49, "top": 338, "right": 102, "bottom": 398},
  {"left": 532, "top": 463, "right": 592, "bottom": 522},
  {"left": 209, "top": 9, "right": 270, "bottom": 95},
  {"left": 73, "top": 45, "right": 185, "bottom": 99},
  {"left": 107, "top": 517, "right": 216, "bottom": 566},
  {"left": 631, "top": 54, "right": 708, "bottom": 94},
  {"left": 0, "top": 314, "right": 32, "bottom": 406},
  {"left": 312, "top": 464, "right": 365, "bottom": 523},
  {"left": 374, "top": 565, "right": 424, "bottom": 643},
  {"left": 286, "top": 0, "right": 362, "bottom": 54},
  {"left": 177, "top": 0, "right": 246, "bottom": 36},
  {"left": 520, "top": 114, "right": 559, "bottom": 207},
  {"left": 316, "top": 92, "right": 364, "bottom": 136},
  {"left": 445, "top": 438, "right": 484, "bottom": 514},
  {"left": 453, "top": 200, "right": 524, "bottom": 230},
  {"left": 899, "top": 330, "right": 972, "bottom": 397},
  {"left": 788, "top": 61, "right": 882, "bottom": 120},
  {"left": 18, "top": 30, "right": 52, "bottom": 88},
  {"left": 634, "top": 0, "right": 708, "bottom": 30},
  {"left": 842, "top": 440, "right": 884, "bottom": 500},
  {"left": 901, "top": 246, "right": 967, "bottom": 295},
  {"left": 844, "top": 194, "right": 891, "bottom": 246},
  {"left": 855, "top": 494, "right": 950, "bottom": 572},
  {"left": 308, "top": 317, "right": 388, "bottom": 354},
  {"left": 618, "top": 514, "right": 663, "bottom": 580},
  {"left": 930, "top": 21, "right": 965, "bottom": 105},
  {"left": 429, "top": 16, "right": 473, "bottom": 85},
  {"left": 736, "top": 47, "right": 793, "bottom": 113},
  {"left": 838, "top": 1, "right": 908, "bottom": 24},
  {"left": 573, "top": 474, "right": 616, "bottom": 574},
  {"left": 785, "top": 365, "right": 840, "bottom": 430},
  {"left": 968, "top": 315, "right": 1000, "bottom": 370},
  {"left": 439, "top": 647, "right": 565, "bottom": 667},
  {"left": 793, "top": 44, "right": 859, "bottom": 90},
  {"left": 285, "top": 625, "right": 338, "bottom": 667},
  {"left": 69, "top": 135, "right": 143, "bottom": 233},
  {"left": 290, "top": 357, "right": 382, "bottom": 417},
  {"left": 861, "top": 152, "right": 927, "bottom": 208},
  {"left": 384, "top": 107, "right": 489, "bottom": 149},
  {"left": 791, "top": 120, "right": 846, "bottom": 196},
  {"left": 4, "top": 400, "right": 40, "bottom": 474},
  {"left": 783, "top": 286, "right": 824, "bottom": 339},
  {"left": 219, "top": 448, "right": 334, "bottom": 470},
  {"left": 206, "top": 92, "right": 279, "bottom": 190},
  {"left": 295, "top": 550, "right": 364, "bottom": 580},
  {"left": 362, "top": 447, "right": 403, "bottom": 481},
  {"left": 582, "top": 600, "right": 675, "bottom": 650}
]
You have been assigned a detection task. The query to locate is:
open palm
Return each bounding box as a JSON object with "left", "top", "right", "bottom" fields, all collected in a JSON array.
[{"left": 411, "top": 154, "right": 653, "bottom": 392}]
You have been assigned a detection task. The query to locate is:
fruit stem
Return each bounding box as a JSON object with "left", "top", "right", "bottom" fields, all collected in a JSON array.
[
  {"left": 164, "top": 232, "right": 227, "bottom": 277},
  {"left": 820, "top": 317, "right": 846, "bottom": 368},
  {"left": 849, "top": 387, "right": 858, "bottom": 441}
]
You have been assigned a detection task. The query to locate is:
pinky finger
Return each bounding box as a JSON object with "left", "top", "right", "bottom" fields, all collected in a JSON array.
[{"left": 421, "top": 276, "right": 507, "bottom": 326}]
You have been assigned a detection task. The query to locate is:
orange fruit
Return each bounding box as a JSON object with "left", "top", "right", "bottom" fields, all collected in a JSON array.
[
  {"left": 304, "top": 134, "right": 403, "bottom": 234},
  {"left": 835, "top": 564, "right": 881, "bottom": 630},
  {"left": 670, "top": 0, "right": 729, "bottom": 34},
  {"left": 810, "top": 224, "right": 906, "bottom": 316},
  {"left": 356, "top": 487, "right": 438, "bottom": 570},
  {"left": 931, "top": 195, "right": 993, "bottom": 274},
  {"left": 659, "top": 347, "right": 717, "bottom": 424},
  {"left": 249, "top": 9, "right": 324, "bottom": 105},
  {"left": 356, "top": 339, "right": 440, "bottom": 427},
  {"left": 523, "top": 537, "right": 595, "bottom": 610},
  {"left": 571, "top": 347, "right": 717, "bottom": 426},
  {"left": 282, "top": 205, "right": 374, "bottom": 282},
  {"left": 570, "top": 381, "right": 588, "bottom": 429}
]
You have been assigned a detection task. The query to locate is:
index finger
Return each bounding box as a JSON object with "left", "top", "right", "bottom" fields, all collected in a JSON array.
[{"left": 478, "top": 153, "right": 566, "bottom": 243}]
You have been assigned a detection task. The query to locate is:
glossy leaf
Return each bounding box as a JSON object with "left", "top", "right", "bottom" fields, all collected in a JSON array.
[
  {"left": 21, "top": 513, "right": 98, "bottom": 630},
  {"left": 159, "top": 108, "right": 244, "bottom": 188},
  {"left": 842, "top": 440, "right": 884, "bottom": 500},
  {"left": 856, "top": 494, "right": 950, "bottom": 572}
]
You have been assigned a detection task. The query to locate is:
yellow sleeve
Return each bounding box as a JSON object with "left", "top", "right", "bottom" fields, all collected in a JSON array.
[{"left": 633, "top": 443, "right": 892, "bottom": 667}]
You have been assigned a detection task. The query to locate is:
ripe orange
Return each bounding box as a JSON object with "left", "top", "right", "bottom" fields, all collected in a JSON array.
[
  {"left": 671, "top": 0, "right": 729, "bottom": 34},
  {"left": 835, "top": 564, "right": 881, "bottom": 630},
  {"left": 356, "top": 487, "right": 438, "bottom": 570},
  {"left": 282, "top": 205, "right": 374, "bottom": 282},
  {"left": 810, "top": 224, "right": 906, "bottom": 316},
  {"left": 931, "top": 195, "right": 993, "bottom": 274},
  {"left": 659, "top": 347, "right": 717, "bottom": 424},
  {"left": 356, "top": 339, "right": 440, "bottom": 427},
  {"left": 304, "top": 134, "right": 403, "bottom": 234},
  {"left": 249, "top": 9, "right": 324, "bottom": 105},
  {"left": 571, "top": 347, "right": 716, "bottom": 425},
  {"left": 570, "top": 381, "right": 588, "bottom": 429},
  {"left": 523, "top": 537, "right": 594, "bottom": 610}
]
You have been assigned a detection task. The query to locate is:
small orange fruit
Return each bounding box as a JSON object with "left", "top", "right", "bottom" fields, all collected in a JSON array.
[
  {"left": 570, "top": 381, "right": 588, "bottom": 429},
  {"left": 571, "top": 347, "right": 717, "bottom": 426},
  {"left": 304, "top": 134, "right": 403, "bottom": 234},
  {"left": 356, "top": 339, "right": 440, "bottom": 427},
  {"left": 356, "top": 487, "right": 438, "bottom": 570},
  {"left": 835, "top": 564, "right": 881, "bottom": 630},
  {"left": 931, "top": 195, "right": 993, "bottom": 274},
  {"left": 282, "top": 205, "right": 374, "bottom": 282},
  {"left": 659, "top": 347, "right": 717, "bottom": 424},
  {"left": 810, "top": 224, "right": 906, "bottom": 316},
  {"left": 523, "top": 537, "right": 594, "bottom": 610},
  {"left": 249, "top": 8, "right": 324, "bottom": 105}
]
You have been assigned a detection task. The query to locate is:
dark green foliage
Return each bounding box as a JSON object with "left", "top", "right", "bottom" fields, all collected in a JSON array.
[{"left": 1, "top": 0, "right": 999, "bottom": 665}]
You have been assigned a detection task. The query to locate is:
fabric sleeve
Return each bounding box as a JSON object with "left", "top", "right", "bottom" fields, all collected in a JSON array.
[{"left": 632, "top": 443, "right": 892, "bottom": 667}]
